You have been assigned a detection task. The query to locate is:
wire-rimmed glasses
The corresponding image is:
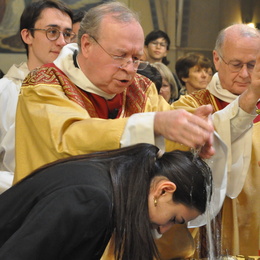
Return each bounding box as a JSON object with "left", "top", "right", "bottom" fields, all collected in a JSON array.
[
  {"left": 30, "top": 27, "right": 76, "bottom": 43},
  {"left": 150, "top": 41, "right": 168, "bottom": 48},
  {"left": 218, "top": 53, "right": 255, "bottom": 73},
  {"left": 90, "top": 35, "right": 149, "bottom": 71}
]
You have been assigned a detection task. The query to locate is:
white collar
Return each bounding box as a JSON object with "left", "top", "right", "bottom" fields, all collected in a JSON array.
[{"left": 54, "top": 43, "right": 116, "bottom": 100}]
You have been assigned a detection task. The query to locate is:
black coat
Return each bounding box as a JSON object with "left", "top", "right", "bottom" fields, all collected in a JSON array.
[{"left": 0, "top": 160, "right": 114, "bottom": 260}]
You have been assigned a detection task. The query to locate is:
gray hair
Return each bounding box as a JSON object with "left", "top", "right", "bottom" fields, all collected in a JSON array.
[
  {"left": 78, "top": 1, "right": 140, "bottom": 48},
  {"left": 214, "top": 23, "right": 260, "bottom": 55},
  {"left": 152, "top": 62, "right": 179, "bottom": 101}
]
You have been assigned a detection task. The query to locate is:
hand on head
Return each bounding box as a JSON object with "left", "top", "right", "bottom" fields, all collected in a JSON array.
[{"left": 154, "top": 104, "right": 214, "bottom": 157}]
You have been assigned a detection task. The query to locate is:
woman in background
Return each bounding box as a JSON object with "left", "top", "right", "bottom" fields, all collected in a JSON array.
[
  {"left": 175, "top": 52, "right": 214, "bottom": 95},
  {"left": 152, "top": 62, "right": 179, "bottom": 104}
]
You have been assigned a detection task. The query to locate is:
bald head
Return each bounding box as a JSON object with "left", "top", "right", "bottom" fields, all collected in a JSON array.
[
  {"left": 213, "top": 24, "right": 260, "bottom": 95},
  {"left": 215, "top": 24, "right": 260, "bottom": 55}
]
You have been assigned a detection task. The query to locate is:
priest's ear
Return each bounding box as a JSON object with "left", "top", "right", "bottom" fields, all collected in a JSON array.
[{"left": 80, "top": 34, "right": 93, "bottom": 58}]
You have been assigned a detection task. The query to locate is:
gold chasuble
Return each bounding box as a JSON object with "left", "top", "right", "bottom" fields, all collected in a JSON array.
[
  {"left": 14, "top": 63, "right": 152, "bottom": 182},
  {"left": 173, "top": 89, "right": 260, "bottom": 258}
]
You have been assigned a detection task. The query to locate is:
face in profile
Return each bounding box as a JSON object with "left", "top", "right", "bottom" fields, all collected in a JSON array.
[{"left": 147, "top": 178, "right": 201, "bottom": 236}]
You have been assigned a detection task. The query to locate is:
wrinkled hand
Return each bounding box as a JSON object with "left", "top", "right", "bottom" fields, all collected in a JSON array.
[
  {"left": 154, "top": 104, "right": 215, "bottom": 158},
  {"left": 240, "top": 52, "right": 260, "bottom": 113},
  {"left": 251, "top": 53, "right": 260, "bottom": 98}
]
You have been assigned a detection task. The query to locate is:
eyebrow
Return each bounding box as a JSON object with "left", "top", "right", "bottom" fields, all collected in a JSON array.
[
  {"left": 113, "top": 47, "right": 143, "bottom": 58},
  {"left": 46, "top": 24, "right": 72, "bottom": 31},
  {"left": 152, "top": 40, "right": 167, "bottom": 43},
  {"left": 229, "top": 58, "right": 256, "bottom": 63}
]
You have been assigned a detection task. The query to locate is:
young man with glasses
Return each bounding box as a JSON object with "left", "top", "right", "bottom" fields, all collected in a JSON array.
[
  {"left": 159, "top": 23, "right": 260, "bottom": 259},
  {"left": 144, "top": 29, "right": 171, "bottom": 65},
  {"left": 0, "top": 0, "right": 73, "bottom": 193},
  {"left": 143, "top": 30, "right": 182, "bottom": 97}
]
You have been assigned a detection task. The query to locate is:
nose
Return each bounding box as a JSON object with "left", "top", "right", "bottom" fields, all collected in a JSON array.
[
  {"left": 56, "top": 33, "right": 67, "bottom": 46},
  {"left": 120, "top": 59, "right": 137, "bottom": 73},
  {"left": 239, "top": 64, "right": 250, "bottom": 78},
  {"left": 159, "top": 223, "right": 174, "bottom": 234},
  {"left": 201, "top": 71, "right": 207, "bottom": 78}
]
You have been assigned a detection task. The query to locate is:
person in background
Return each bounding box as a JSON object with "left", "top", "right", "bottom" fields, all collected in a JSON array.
[
  {"left": 72, "top": 10, "right": 85, "bottom": 42},
  {"left": 137, "top": 63, "right": 162, "bottom": 92},
  {"left": 0, "top": 143, "right": 213, "bottom": 260},
  {"left": 175, "top": 52, "right": 215, "bottom": 95},
  {"left": 144, "top": 29, "right": 183, "bottom": 95},
  {"left": 0, "top": 0, "right": 74, "bottom": 194},
  {"left": 152, "top": 62, "right": 179, "bottom": 103},
  {"left": 144, "top": 29, "right": 171, "bottom": 65},
  {"left": 170, "top": 23, "right": 260, "bottom": 258}
]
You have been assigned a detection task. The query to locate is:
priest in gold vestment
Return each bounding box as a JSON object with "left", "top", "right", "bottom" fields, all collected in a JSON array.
[
  {"left": 156, "top": 23, "right": 260, "bottom": 259},
  {"left": 173, "top": 74, "right": 260, "bottom": 257}
]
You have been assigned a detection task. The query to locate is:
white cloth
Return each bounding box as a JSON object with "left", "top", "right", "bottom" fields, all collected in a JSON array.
[
  {"left": 188, "top": 131, "right": 228, "bottom": 228},
  {"left": 189, "top": 73, "right": 255, "bottom": 227},
  {"left": 208, "top": 73, "right": 254, "bottom": 198},
  {"left": 0, "top": 62, "right": 29, "bottom": 193}
]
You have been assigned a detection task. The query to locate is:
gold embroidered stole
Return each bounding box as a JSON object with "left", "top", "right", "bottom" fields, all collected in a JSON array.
[{"left": 24, "top": 64, "right": 151, "bottom": 118}]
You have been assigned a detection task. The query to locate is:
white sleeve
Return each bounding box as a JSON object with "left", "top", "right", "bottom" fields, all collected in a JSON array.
[
  {"left": 0, "top": 79, "right": 19, "bottom": 193},
  {"left": 212, "top": 96, "right": 254, "bottom": 198},
  {"left": 120, "top": 112, "right": 165, "bottom": 151}
]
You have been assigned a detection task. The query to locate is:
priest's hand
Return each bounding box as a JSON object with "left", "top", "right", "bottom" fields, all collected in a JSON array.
[{"left": 154, "top": 105, "right": 215, "bottom": 158}]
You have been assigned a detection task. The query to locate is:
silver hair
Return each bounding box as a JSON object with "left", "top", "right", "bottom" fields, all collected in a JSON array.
[
  {"left": 152, "top": 62, "right": 179, "bottom": 100},
  {"left": 214, "top": 23, "right": 260, "bottom": 55},
  {"left": 77, "top": 1, "right": 140, "bottom": 48}
]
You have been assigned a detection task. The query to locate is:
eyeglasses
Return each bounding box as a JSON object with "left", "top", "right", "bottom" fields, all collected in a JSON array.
[
  {"left": 30, "top": 27, "right": 76, "bottom": 43},
  {"left": 150, "top": 41, "right": 168, "bottom": 48},
  {"left": 90, "top": 35, "right": 149, "bottom": 71},
  {"left": 218, "top": 53, "right": 255, "bottom": 73}
]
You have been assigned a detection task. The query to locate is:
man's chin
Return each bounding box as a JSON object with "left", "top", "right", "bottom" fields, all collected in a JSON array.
[{"left": 234, "top": 84, "right": 249, "bottom": 95}]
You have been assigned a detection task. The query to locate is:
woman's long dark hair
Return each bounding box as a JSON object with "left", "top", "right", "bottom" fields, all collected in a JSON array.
[{"left": 24, "top": 143, "right": 212, "bottom": 260}]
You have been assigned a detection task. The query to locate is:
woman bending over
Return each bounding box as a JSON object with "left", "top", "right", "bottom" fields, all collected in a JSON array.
[{"left": 0, "top": 143, "right": 212, "bottom": 260}]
